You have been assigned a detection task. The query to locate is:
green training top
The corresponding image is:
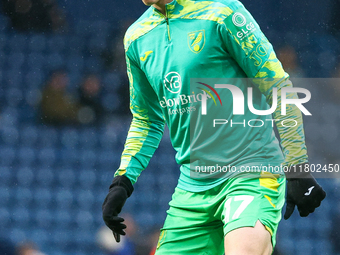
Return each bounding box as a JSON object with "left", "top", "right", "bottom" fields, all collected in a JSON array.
[{"left": 115, "top": 0, "right": 308, "bottom": 192}]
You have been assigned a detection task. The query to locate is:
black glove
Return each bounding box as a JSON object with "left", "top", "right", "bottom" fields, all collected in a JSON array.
[
  {"left": 102, "top": 175, "right": 134, "bottom": 242},
  {"left": 284, "top": 164, "right": 326, "bottom": 220}
]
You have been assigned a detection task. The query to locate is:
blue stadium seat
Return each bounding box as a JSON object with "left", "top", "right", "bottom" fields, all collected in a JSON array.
[
  {"left": 34, "top": 208, "right": 53, "bottom": 228},
  {"left": 75, "top": 20, "right": 92, "bottom": 37},
  {"left": 286, "top": 32, "right": 311, "bottom": 50},
  {"left": 16, "top": 167, "right": 34, "bottom": 187},
  {"left": 0, "top": 187, "right": 10, "bottom": 206},
  {"left": 84, "top": 56, "right": 101, "bottom": 73},
  {"left": 46, "top": 52, "right": 65, "bottom": 69},
  {"left": 47, "top": 251, "right": 64, "bottom": 255},
  {"left": 11, "top": 206, "right": 30, "bottom": 226},
  {"left": 67, "top": 72, "right": 82, "bottom": 89},
  {"left": 75, "top": 210, "right": 94, "bottom": 229},
  {"left": 25, "top": 70, "right": 45, "bottom": 88},
  {"left": 89, "top": 20, "right": 110, "bottom": 37},
  {"left": 23, "top": 88, "right": 41, "bottom": 110},
  {"left": 314, "top": 34, "right": 340, "bottom": 53},
  {"left": 56, "top": 189, "right": 74, "bottom": 209},
  {"left": 67, "top": 36, "right": 86, "bottom": 54},
  {"left": 0, "top": 208, "right": 11, "bottom": 227},
  {"left": 8, "top": 34, "right": 27, "bottom": 52},
  {"left": 47, "top": 35, "right": 66, "bottom": 53},
  {"left": 38, "top": 147, "right": 56, "bottom": 166},
  {"left": 326, "top": 180, "right": 339, "bottom": 200},
  {"left": 299, "top": 50, "right": 319, "bottom": 77},
  {"left": 98, "top": 132, "right": 117, "bottom": 149},
  {"left": 102, "top": 72, "right": 122, "bottom": 92},
  {"left": 80, "top": 150, "right": 97, "bottom": 168},
  {"left": 27, "top": 52, "right": 45, "bottom": 71},
  {"left": 74, "top": 231, "right": 95, "bottom": 246},
  {"left": 54, "top": 209, "right": 72, "bottom": 226},
  {"left": 319, "top": 124, "right": 339, "bottom": 157},
  {"left": 92, "top": 209, "right": 104, "bottom": 226},
  {"left": 7, "top": 52, "right": 25, "bottom": 69},
  {"left": 157, "top": 192, "right": 172, "bottom": 208},
  {"left": 31, "top": 229, "right": 49, "bottom": 247},
  {"left": 97, "top": 171, "right": 113, "bottom": 187},
  {"left": 315, "top": 218, "right": 332, "bottom": 236},
  {"left": 79, "top": 128, "right": 98, "bottom": 148},
  {"left": 39, "top": 127, "right": 59, "bottom": 147},
  {"left": 0, "top": 166, "right": 12, "bottom": 184},
  {"left": 29, "top": 35, "right": 46, "bottom": 52},
  {"left": 9, "top": 228, "right": 26, "bottom": 244},
  {"left": 304, "top": 122, "right": 322, "bottom": 143},
  {"left": 0, "top": 107, "right": 19, "bottom": 127},
  {"left": 18, "top": 147, "right": 36, "bottom": 165},
  {"left": 97, "top": 150, "right": 120, "bottom": 170},
  {"left": 61, "top": 128, "right": 79, "bottom": 148},
  {"left": 14, "top": 187, "right": 33, "bottom": 206},
  {"left": 102, "top": 92, "right": 121, "bottom": 112},
  {"left": 76, "top": 189, "right": 95, "bottom": 209},
  {"left": 278, "top": 238, "right": 294, "bottom": 254},
  {"left": 57, "top": 168, "right": 76, "bottom": 187},
  {"left": 158, "top": 172, "right": 177, "bottom": 188},
  {"left": 66, "top": 54, "right": 84, "bottom": 72},
  {"left": 60, "top": 149, "right": 79, "bottom": 166},
  {"left": 295, "top": 239, "right": 314, "bottom": 255},
  {"left": 317, "top": 50, "right": 337, "bottom": 76},
  {"left": 135, "top": 210, "right": 156, "bottom": 229},
  {"left": 87, "top": 36, "right": 107, "bottom": 52},
  {"left": 315, "top": 240, "right": 332, "bottom": 255},
  {"left": 0, "top": 51, "right": 4, "bottom": 70},
  {"left": 158, "top": 135, "right": 175, "bottom": 150},
  {"left": 295, "top": 217, "right": 314, "bottom": 236},
  {"left": 36, "top": 168, "right": 54, "bottom": 187},
  {"left": 137, "top": 190, "right": 157, "bottom": 207},
  {"left": 5, "top": 69, "right": 23, "bottom": 87},
  {"left": 78, "top": 169, "right": 97, "bottom": 188},
  {"left": 20, "top": 126, "right": 38, "bottom": 146},
  {"left": 0, "top": 33, "right": 7, "bottom": 51},
  {"left": 278, "top": 218, "right": 294, "bottom": 236},
  {"left": 51, "top": 229, "right": 72, "bottom": 248},
  {"left": 0, "top": 146, "right": 16, "bottom": 166}
]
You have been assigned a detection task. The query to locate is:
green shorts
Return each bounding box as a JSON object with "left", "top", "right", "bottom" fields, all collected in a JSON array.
[{"left": 155, "top": 172, "right": 286, "bottom": 255}]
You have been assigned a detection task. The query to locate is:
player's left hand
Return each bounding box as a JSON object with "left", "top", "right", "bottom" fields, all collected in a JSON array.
[{"left": 284, "top": 170, "right": 326, "bottom": 219}]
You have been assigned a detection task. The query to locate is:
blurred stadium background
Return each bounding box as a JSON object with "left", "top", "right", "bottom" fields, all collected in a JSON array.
[{"left": 0, "top": 0, "right": 339, "bottom": 254}]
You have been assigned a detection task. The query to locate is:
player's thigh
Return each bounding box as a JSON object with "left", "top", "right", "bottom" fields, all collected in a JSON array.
[
  {"left": 224, "top": 220, "right": 272, "bottom": 255},
  {"left": 155, "top": 187, "right": 225, "bottom": 255},
  {"left": 221, "top": 173, "right": 286, "bottom": 250},
  {"left": 155, "top": 223, "right": 224, "bottom": 255}
]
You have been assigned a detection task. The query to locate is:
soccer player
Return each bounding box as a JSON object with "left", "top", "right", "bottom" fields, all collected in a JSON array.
[{"left": 102, "top": 0, "right": 326, "bottom": 254}]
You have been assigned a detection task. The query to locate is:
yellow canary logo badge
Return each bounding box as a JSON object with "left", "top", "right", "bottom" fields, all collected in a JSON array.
[
  {"left": 188, "top": 30, "right": 205, "bottom": 53},
  {"left": 140, "top": 51, "right": 153, "bottom": 61}
]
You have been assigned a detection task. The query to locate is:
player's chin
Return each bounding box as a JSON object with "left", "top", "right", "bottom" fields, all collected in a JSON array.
[{"left": 142, "top": 0, "right": 158, "bottom": 6}]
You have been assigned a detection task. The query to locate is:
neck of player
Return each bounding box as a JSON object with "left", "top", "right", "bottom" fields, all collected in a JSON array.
[{"left": 153, "top": 0, "right": 172, "bottom": 15}]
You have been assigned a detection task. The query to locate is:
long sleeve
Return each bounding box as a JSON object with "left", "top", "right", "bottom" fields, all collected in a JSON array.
[
  {"left": 115, "top": 54, "right": 165, "bottom": 184},
  {"left": 220, "top": 1, "right": 308, "bottom": 166}
]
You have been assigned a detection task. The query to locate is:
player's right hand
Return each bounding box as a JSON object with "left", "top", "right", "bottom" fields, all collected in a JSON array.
[
  {"left": 102, "top": 175, "right": 134, "bottom": 242},
  {"left": 284, "top": 171, "right": 326, "bottom": 220}
]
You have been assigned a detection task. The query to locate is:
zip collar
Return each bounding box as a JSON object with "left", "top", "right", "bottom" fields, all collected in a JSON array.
[{"left": 152, "top": 0, "right": 182, "bottom": 18}]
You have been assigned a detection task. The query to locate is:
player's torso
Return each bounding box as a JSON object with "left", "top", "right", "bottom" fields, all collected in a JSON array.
[
  {"left": 130, "top": 16, "right": 245, "bottom": 133},
  {"left": 126, "top": 2, "right": 283, "bottom": 169}
]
